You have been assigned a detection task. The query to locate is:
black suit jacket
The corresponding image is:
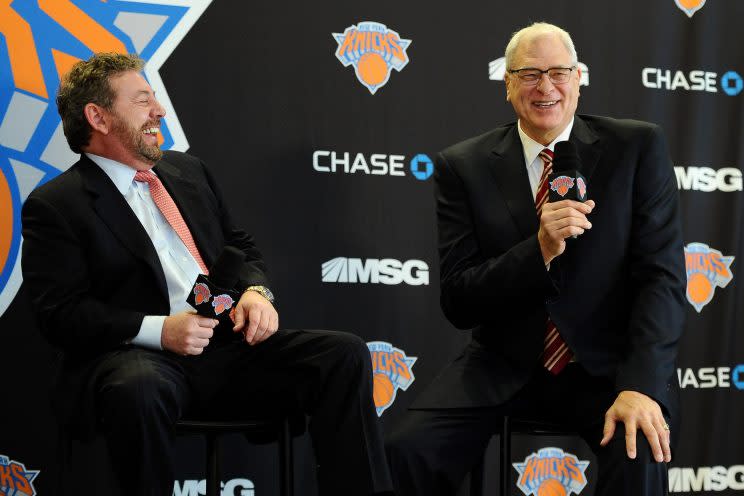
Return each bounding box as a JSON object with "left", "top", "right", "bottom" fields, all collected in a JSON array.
[
  {"left": 21, "top": 151, "right": 268, "bottom": 436},
  {"left": 413, "top": 115, "right": 686, "bottom": 420}
]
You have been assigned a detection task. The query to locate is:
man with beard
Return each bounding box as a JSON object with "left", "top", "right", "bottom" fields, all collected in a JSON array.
[{"left": 21, "top": 53, "right": 392, "bottom": 496}]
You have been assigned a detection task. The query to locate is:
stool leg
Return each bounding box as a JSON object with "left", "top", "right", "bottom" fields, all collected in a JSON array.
[
  {"left": 206, "top": 433, "right": 220, "bottom": 496},
  {"left": 501, "top": 416, "right": 511, "bottom": 496},
  {"left": 470, "top": 454, "right": 485, "bottom": 496},
  {"left": 279, "top": 417, "right": 293, "bottom": 496}
]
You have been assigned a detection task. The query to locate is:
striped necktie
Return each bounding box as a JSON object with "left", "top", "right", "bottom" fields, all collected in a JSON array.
[
  {"left": 535, "top": 149, "right": 573, "bottom": 374},
  {"left": 134, "top": 170, "right": 209, "bottom": 275}
]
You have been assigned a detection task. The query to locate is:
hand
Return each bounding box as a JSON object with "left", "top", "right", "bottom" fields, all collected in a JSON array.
[
  {"left": 538, "top": 199, "right": 595, "bottom": 264},
  {"left": 232, "top": 290, "right": 279, "bottom": 345},
  {"left": 600, "top": 390, "right": 671, "bottom": 463},
  {"left": 161, "top": 311, "right": 217, "bottom": 355}
]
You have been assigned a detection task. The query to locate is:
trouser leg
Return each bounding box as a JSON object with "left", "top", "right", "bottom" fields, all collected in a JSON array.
[{"left": 95, "top": 348, "right": 190, "bottom": 496}]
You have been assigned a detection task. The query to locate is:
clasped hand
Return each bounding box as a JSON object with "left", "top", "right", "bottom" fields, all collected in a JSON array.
[
  {"left": 538, "top": 199, "right": 595, "bottom": 264},
  {"left": 161, "top": 291, "right": 279, "bottom": 355}
]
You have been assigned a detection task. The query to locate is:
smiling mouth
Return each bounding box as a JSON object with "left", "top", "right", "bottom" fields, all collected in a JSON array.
[
  {"left": 142, "top": 127, "right": 159, "bottom": 135},
  {"left": 533, "top": 101, "right": 559, "bottom": 108}
]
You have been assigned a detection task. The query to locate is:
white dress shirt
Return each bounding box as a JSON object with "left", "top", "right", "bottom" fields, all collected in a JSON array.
[
  {"left": 516, "top": 118, "right": 574, "bottom": 199},
  {"left": 86, "top": 153, "right": 202, "bottom": 350}
]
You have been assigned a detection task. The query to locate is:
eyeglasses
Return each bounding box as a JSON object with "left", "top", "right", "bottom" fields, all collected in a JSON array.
[{"left": 507, "top": 66, "right": 576, "bottom": 85}]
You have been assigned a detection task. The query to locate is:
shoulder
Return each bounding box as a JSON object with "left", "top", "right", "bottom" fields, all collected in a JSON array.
[
  {"left": 439, "top": 122, "right": 517, "bottom": 165},
  {"left": 578, "top": 114, "right": 663, "bottom": 144}
]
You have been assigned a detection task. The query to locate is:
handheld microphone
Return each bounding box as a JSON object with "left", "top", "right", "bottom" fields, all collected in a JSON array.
[
  {"left": 548, "top": 141, "right": 587, "bottom": 203},
  {"left": 186, "top": 246, "right": 244, "bottom": 322}
]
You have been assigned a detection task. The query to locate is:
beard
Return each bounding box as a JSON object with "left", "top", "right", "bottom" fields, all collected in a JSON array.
[{"left": 110, "top": 112, "right": 163, "bottom": 164}]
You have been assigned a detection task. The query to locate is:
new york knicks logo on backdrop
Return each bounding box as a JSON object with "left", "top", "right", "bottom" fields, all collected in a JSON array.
[
  {"left": 0, "top": 453, "right": 39, "bottom": 496},
  {"left": 675, "top": 0, "right": 706, "bottom": 17},
  {"left": 684, "top": 242, "right": 734, "bottom": 313},
  {"left": 513, "top": 447, "right": 589, "bottom": 496},
  {"left": 367, "top": 341, "right": 416, "bottom": 415},
  {"left": 333, "top": 22, "right": 411, "bottom": 94},
  {"left": 0, "top": 0, "right": 211, "bottom": 318}
]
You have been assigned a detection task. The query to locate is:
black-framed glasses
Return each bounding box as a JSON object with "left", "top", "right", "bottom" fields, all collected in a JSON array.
[{"left": 507, "top": 66, "right": 576, "bottom": 85}]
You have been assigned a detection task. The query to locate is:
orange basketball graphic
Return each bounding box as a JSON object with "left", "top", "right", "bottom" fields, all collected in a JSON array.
[
  {"left": 357, "top": 52, "right": 388, "bottom": 88},
  {"left": 373, "top": 373, "right": 395, "bottom": 408},
  {"left": 537, "top": 478, "right": 567, "bottom": 496},
  {"left": 686, "top": 272, "right": 712, "bottom": 306},
  {"left": 0, "top": 169, "right": 12, "bottom": 276},
  {"left": 678, "top": 0, "right": 704, "bottom": 8}
]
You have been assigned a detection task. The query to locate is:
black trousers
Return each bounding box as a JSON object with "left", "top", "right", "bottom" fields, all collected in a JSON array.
[
  {"left": 92, "top": 328, "right": 392, "bottom": 495},
  {"left": 386, "top": 364, "right": 672, "bottom": 496}
]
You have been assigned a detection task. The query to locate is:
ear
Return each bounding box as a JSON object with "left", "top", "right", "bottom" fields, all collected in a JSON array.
[
  {"left": 504, "top": 75, "right": 512, "bottom": 102},
  {"left": 83, "top": 103, "right": 110, "bottom": 135}
]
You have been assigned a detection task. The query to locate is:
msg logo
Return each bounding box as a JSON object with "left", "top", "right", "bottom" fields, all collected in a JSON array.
[{"left": 173, "top": 478, "right": 253, "bottom": 496}]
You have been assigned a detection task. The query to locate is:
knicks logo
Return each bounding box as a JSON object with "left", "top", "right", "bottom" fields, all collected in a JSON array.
[
  {"left": 513, "top": 447, "right": 589, "bottom": 496},
  {"left": 0, "top": 454, "right": 39, "bottom": 496},
  {"left": 576, "top": 177, "right": 586, "bottom": 199},
  {"left": 367, "top": 341, "right": 416, "bottom": 416},
  {"left": 549, "top": 176, "right": 575, "bottom": 197},
  {"left": 675, "top": 0, "right": 706, "bottom": 17},
  {"left": 212, "top": 294, "right": 234, "bottom": 315},
  {"left": 193, "top": 283, "right": 211, "bottom": 305},
  {"left": 0, "top": 0, "right": 211, "bottom": 318},
  {"left": 685, "top": 242, "right": 734, "bottom": 313},
  {"left": 333, "top": 22, "right": 411, "bottom": 94}
]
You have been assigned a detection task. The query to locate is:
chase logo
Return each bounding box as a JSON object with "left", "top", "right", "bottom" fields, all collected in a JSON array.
[
  {"left": 675, "top": 0, "right": 706, "bottom": 18},
  {"left": 0, "top": 454, "right": 39, "bottom": 496},
  {"left": 410, "top": 154, "right": 433, "bottom": 180},
  {"left": 333, "top": 21, "right": 411, "bottom": 94},
  {"left": 684, "top": 243, "right": 734, "bottom": 313},
  {"left": 0, "top": 0, "right": 212, "bottom": 318},
  {"left": 513, "top": 447, "right": 589, "bottom": 496},
  {"left": 367, "top": 341, "right": 416, "bottom": 416}
]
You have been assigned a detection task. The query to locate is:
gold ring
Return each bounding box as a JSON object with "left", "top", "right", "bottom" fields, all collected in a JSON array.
[{"left": 663, "top": 423, "right": 670, "bottom": 431}]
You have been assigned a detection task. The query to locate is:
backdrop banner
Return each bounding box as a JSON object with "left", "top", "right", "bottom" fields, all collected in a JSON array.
[{"left": 1, "top": 0, "right": 742, "bottom": 494}]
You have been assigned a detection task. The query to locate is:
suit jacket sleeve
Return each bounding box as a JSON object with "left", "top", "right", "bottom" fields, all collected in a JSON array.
[
  {"left": 21, "top": 194, "right": 146, "bottom": 355},
  {"left": 196, "top": 155, "right": 270, "bottom": 290},
  {"left": 435, "top": 151, "right": 557, "bottom": 330},
  {"left": 615, "top": 124, "right": 686, "bottom": 405}
]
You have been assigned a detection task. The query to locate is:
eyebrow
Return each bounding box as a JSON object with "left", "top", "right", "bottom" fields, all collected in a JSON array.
[{"left": 132, "top": 90, "right": 156, "bottom": 98}]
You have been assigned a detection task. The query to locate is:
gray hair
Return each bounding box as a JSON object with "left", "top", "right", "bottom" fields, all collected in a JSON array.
[{"left": 504, "top": 22, "right": 578, "bottom": 70}]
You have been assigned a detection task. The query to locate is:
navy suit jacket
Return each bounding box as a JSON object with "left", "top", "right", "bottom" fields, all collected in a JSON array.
[
  {"left": 413, "top": 115, "right": 686, "bottom": 422},
  {"left": 21, "top": 150, "right": 268, "bottom": 437}
]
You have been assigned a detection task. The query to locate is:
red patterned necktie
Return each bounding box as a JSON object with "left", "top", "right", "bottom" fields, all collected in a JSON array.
[
  {"left": 535, "top": 149, "right": 573, "bottom": 374},
  {"left": 134, "top": 170, "right": 209, "bottom": 275}
]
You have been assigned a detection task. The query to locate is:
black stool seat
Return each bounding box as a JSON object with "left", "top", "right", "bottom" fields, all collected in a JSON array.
[{"left": 176, "top": 416, "right": 295, "bottom": 496}]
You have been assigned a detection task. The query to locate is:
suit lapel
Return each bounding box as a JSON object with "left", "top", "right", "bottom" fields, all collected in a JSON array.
[
  {"left": 78, "top": 157, "right": 169, "bottom": 301},
  {"left": 153, "top": 159, "right": 215, "bottom": 266},
  {"left": 489, "top": 125, "right": 538, "bottom": 239},
  {"left": 569, "top": 116, "right": 601, "bottom": 181}
]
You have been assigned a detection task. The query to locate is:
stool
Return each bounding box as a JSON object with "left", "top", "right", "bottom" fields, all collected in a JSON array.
[
  {"left": 470, "top": 416, "right": 577, "bottom": 496},
  {"left": 176, "top": 416, "right": 294, "bottom": 496}
]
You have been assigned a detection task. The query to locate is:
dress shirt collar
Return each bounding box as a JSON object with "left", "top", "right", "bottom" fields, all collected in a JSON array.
[
  {"left": 517, "top": 117, "right": 575, "bottom": 166},
  {"left": 85, "top": 152, "right": 142, "bottom": 196}
]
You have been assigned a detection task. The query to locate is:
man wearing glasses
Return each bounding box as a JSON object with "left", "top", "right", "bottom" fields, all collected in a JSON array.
[{"left": 386, "top": 22, "right": 685, "bottom": 496}]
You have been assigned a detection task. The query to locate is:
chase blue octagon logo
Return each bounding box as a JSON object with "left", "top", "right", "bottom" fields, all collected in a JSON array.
[{"left": 0, "top": 0, "right": 212, "bottom": 317}]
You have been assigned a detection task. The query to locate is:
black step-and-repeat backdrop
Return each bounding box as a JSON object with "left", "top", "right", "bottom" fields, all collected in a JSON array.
[{"left": 1, "top": 0, "right": 743, "bottom": 494}]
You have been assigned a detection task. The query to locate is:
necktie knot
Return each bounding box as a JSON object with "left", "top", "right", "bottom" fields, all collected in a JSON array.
[
  {"left": 133, "top": 170, "right": 157, "bottom": 184},
  {"left": 539, "top": 148, "right": 554, "bottom": 164}
]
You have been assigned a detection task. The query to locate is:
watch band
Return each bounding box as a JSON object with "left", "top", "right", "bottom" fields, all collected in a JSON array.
[{"left": 244, "top": 285, "right": 275, "bottom": 303}]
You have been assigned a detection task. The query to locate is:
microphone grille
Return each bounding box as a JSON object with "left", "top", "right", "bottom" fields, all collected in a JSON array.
[{"left": 552, "top": 141, "right": 581, "bottom": 173}]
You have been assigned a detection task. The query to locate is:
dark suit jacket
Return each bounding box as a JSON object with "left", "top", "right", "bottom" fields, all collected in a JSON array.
[
  {"left": 21, "top": 151, "right": 268, "bottom": 437},
  {"left": 412, "top": 115, "right": 686, "bottom": 421}
]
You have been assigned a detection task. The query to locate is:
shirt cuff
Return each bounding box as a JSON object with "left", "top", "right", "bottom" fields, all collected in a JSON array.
[{"left": 131, "top": 315, "right": 166, "bottom": 350}]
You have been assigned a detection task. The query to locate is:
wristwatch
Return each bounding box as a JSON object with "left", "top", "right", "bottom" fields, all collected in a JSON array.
[{"left": 244, "top": 285, "right": 275, "bottom": 303}]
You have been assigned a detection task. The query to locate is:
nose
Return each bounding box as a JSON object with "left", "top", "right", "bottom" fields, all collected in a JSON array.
[
  {"left": 152, "top": 98, "right": 166, "bottom": 118},
  {"left": 535, "top": 73, "right": 556, "bottom": 93}
]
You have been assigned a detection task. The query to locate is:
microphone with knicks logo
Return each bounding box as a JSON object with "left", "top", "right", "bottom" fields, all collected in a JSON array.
[
  {"left": 186, "top": 245, "right": 244, "bottom": 323},
  {"left": 548, "top": 141, "right": 587, "bottom": 203},
  {"left": 548, "top": 141, "right": 588, "bottom": 239}
]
